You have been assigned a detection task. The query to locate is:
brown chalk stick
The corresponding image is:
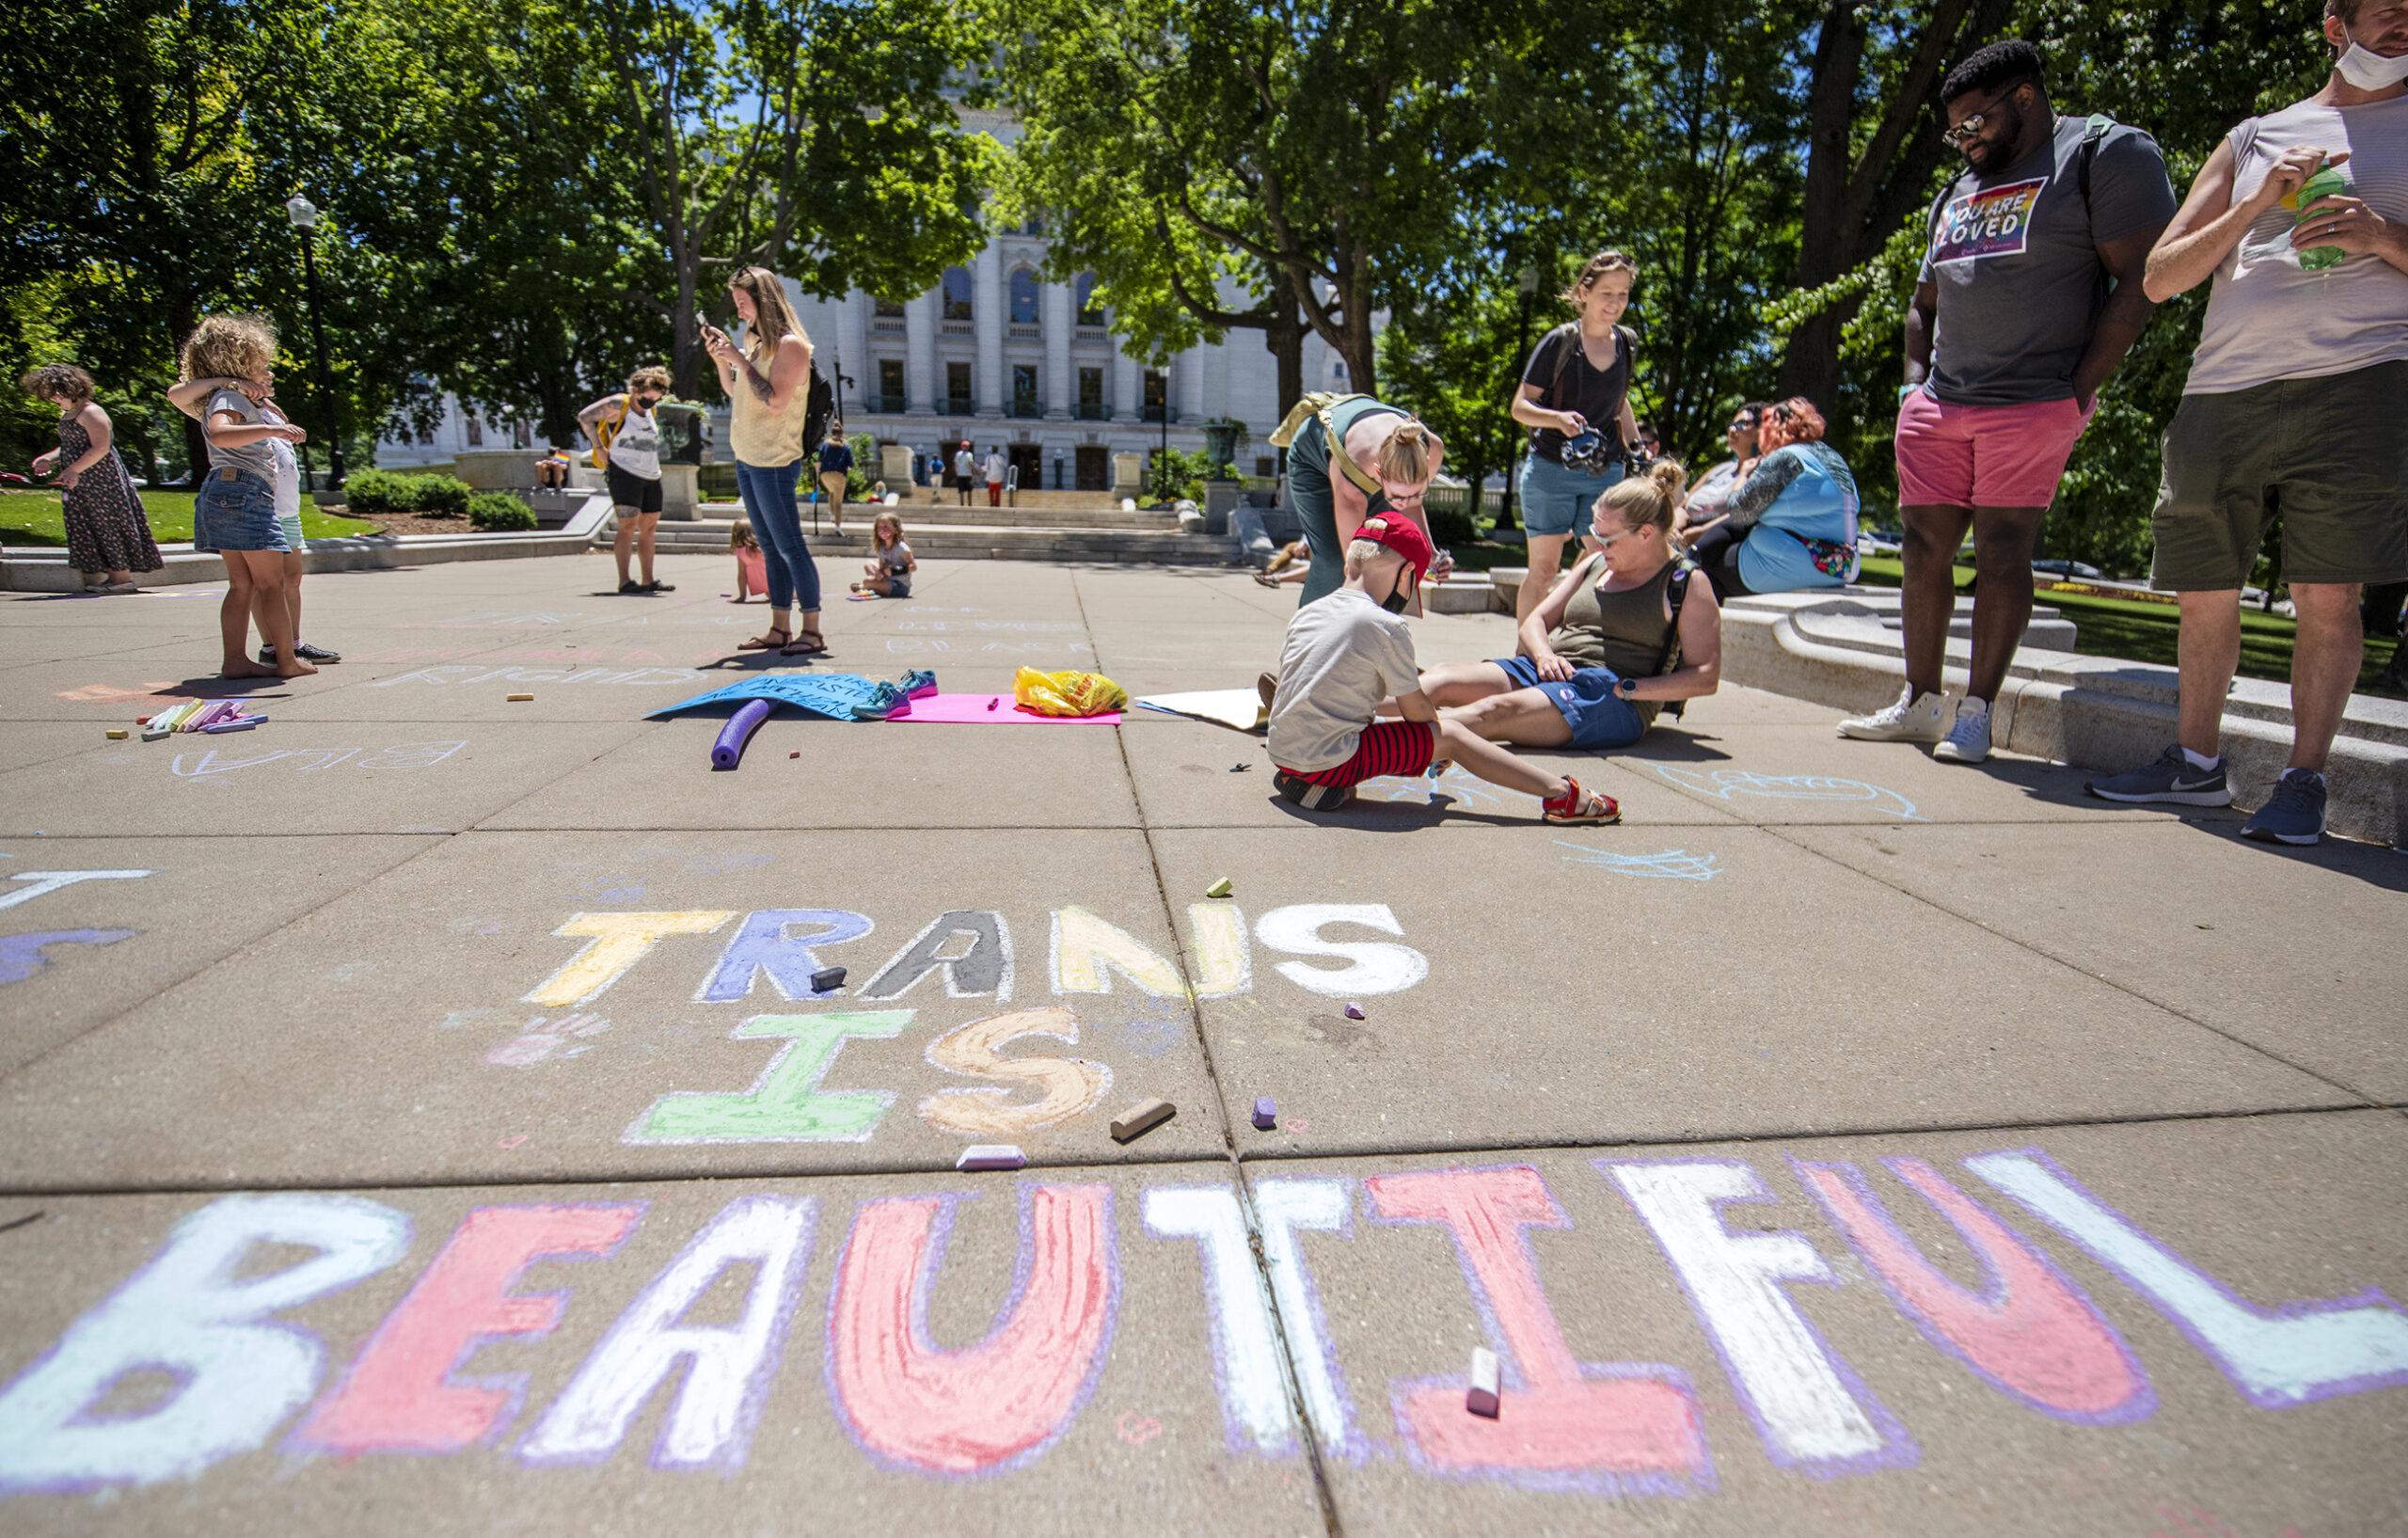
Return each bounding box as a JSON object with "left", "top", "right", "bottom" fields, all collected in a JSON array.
[{"left": 1110, "top": 1098, "right": 1176, "bottom": 1143}]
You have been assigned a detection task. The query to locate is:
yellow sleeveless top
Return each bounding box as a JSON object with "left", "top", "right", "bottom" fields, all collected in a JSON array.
[{"left": 728, "top": 334, "right": 809, "bottom": 468}]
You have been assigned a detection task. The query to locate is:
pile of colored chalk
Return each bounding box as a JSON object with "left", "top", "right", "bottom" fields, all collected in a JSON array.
[{"left": 137, "top": 701, "right": 266, "bottom": 740}]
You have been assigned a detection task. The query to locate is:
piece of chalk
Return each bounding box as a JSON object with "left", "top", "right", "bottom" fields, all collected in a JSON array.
[
  {"left": 507, "top": 692, "right": 534, "bottom": 702},
  {"left": 1252, "top": 1097, "right": 1276, "bottom": 1131},
  {"left": 140, "top": 724, "right": 170, "bottom": 742},
  {"left": 105, "top": 728, "right": 128, "bottom": 740},
  {"left": 199, "top": 717, "right": 261, "bottom": 733},
  {"left": 1466, "top": 1347, "right": 1500, "bottom": 1418},
  {"left": 1344, "top": 1002, "right": 1366, "bottom": 1021},
  {"left": 711, "top": 697, "right": 774, "bottom": 770},
  {"left": 789, "top": 750, "right": 800, "bottom": 758},
  {"left": 986, "top": 697, "right": 999, "bottom": 710},
  {"left": 1205, "top": 877, "right": 1233, "bottom": 898},
  {"left": 811, "top": 965, "right": 846, "bottom": 992},
  {"left": 956, "top": 1144, "right": 1026, "bottom": 1171},
  {"left": 1111, "top": 1098, "right": 1176, "bottom": 1143}
]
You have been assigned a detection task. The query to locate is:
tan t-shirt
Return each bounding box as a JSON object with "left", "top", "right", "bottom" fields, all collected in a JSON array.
[
  {"left": 728, "top": 335, "right": 810, "bottom": 467},
  {"left": 1267, "top": 588, "right": 1419, "bottom": 772}
]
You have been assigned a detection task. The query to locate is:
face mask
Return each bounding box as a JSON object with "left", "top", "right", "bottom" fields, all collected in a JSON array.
[
  {"left": 2338, "top": 40, "right": 2408, "bottom": 89},
  {"left": 1381, "top": 567, "right": 1414, "bottom": 613}
]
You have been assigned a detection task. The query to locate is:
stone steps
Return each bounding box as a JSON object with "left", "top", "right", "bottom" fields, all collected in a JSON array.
[
  {"left": 699, "top": 500, "right": 1187, "bottom": 531},
  {"left": 635, "top": 518, "right": 1244, "bottom": 567}
]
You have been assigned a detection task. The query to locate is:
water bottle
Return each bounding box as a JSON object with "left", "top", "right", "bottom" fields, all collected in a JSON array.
[{"left": 2287, "top": 162, "right": 2350, "bottom": 271}]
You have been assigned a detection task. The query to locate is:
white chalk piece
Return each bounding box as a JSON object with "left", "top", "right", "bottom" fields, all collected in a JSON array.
[
  {"left": 1343, "top": 1002, "right": 1366, "bottom": 1021},
  {"left": 1466, "top": 1346, "right": 1501, "bottom": 1418},
  {"left": 810, "top": 965, "right": 847, "bottom": 992},
  {"left": 507, "top": 692, "right": 534, "bottom": 702},
  {"left": 1111, "top": 1098, "right": 1176, "bottom": 1143},
  {"left": 1251, "top": 1097, "right": 1276, "bottom": 1131},
  {"left": 956, "top": 1145, "right": 1027, "bottom": 1171}
]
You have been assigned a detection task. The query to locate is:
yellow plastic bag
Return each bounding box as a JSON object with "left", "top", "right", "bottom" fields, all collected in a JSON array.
[{"left": 1013, "top": 667, "right": 1129, "bottom": 717}]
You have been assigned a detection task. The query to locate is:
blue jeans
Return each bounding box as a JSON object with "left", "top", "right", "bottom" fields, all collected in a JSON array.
[
  {"left": 1516, "top": 454, "right": 1625, "bottom": 539},
  {"left": 1491, "top": 656, "right": 1649, "bottom": 749},
  {"left": 736, "top": 460, "right": 816, "bottom": 612},
  {"left": 193, "top": 468, "right": 287, "bottom": 554}
]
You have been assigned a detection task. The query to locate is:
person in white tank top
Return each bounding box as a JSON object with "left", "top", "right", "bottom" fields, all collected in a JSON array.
[{"left": 579, "top": 365, "right": 674, "bottom": 594}]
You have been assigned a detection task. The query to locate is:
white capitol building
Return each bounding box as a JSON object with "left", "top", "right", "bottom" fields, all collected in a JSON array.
[{"left": 385, "top": 105, "right": 1374, "bottom": 489}]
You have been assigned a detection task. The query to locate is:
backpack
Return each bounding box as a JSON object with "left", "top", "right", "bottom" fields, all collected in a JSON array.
[
  {"left": 801, "top": 362, "right": 834, "bottom": 453},
  {"left": 1532, "top": 322, "right": 1637, "bottom": 466},
  {"left": 588, "top": 396, "right": 631, "bottom": 470},
  {"left": 1934, "top": 113, "right": 2117, "bottom": 249},
  {"left": 1651, "top": 561, "right": 1697, "bottom": 721}
]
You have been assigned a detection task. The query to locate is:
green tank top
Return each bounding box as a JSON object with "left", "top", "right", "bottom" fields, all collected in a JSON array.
[{"left": 1547, "top": 557, "right": 1678, "bottom": 723}]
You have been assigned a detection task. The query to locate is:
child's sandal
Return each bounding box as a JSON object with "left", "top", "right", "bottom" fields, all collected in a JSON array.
[
  {"left": 1542, "top": 777, "right": 1621, "bottom": 825},
  {"left": 737, "top": 626, "right": 791, "bottom": 651}
]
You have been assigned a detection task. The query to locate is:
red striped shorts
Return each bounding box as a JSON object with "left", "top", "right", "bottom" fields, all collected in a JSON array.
[{"left": 1277, "top": 720, "right": 1437, "bottom": 786}]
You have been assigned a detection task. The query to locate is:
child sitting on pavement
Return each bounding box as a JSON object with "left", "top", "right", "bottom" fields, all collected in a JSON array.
[
  {"left": 729, "top": 519, "right": 768, "bottom": 603},
  {"left": 1265, "top": 514, "right": 1620, "bottom": 821},
  {"left": 852, "top": 512, "right": 915, "bottom": 598}
]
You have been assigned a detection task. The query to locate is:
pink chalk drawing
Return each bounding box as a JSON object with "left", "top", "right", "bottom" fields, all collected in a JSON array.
[
  {"left": 483, "top": 1014, "right": 610, "bottom": 1068},
  {"left": 1964, "top": 1149, "right": 2408, "bottom": 1408},
  {"left": 827, "top": 1183, "right": 1117, "bottom": 1477},
  {"left": 518, "top": 1196, "right": 816, "bottom": 1471},
  {"left": 496, "top": 1135, "right": 529, "bottom": 1150},
  {"left": 1287, "top": 1118, "right": 1311, "bottom": 1134},
  {"left": 291, "top": 1204, "right": 643, "bottom": 1455},
  {"left": 1364, "top": 1165, "right": 1712, "bottom": 1495},
  {"left": 1115, "top": 1411, "right": 1163, "bottom": 1446},
  {"left": 0, "top": 1193, "right": 412, "bottom": 1494},
  {"left": 1794, "top": 1157, "right": 2153, "bottom": 1424}
]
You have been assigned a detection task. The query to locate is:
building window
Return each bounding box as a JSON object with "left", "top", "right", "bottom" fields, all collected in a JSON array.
[
  {"left": 1074, "top": 273, "right": 1104, "bottom": 326},
  {"left": 1331, "top": 358, "right": 1348, "bottom": 383},
  {"left": 1010, "top": 364, "right": 1040, "bottom": 417},
  {"left": 874, "top": 296, "right": 905, "bottom": 319},
  {"left": 945, "top": 360, "right": 973, "bottom": 410},
  {"left": 1255, "top": 456, "right": 1276, "bottom": 477},
  {"left": 465, "top": 413, "right": 483, "bottom": 447},
  {"left": 941, "top": 267, "right": 974, "bottom": 321},
  {"left": 1078, "top": 367, "right": 1102, "bottom": 408},
  {"left": 514, "top": 419, "right": 531, "bottom": 448},
  {"left": 1008, "top": 268, "right": 1040, "bottom": 325},
  {"left": 877, "top": 358, "right": 905, "bottom": 411},
  {"left": 1142, "top": 370, "right": 1166, "bottom": 423}
]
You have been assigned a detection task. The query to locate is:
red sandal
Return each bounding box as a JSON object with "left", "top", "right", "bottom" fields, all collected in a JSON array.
[{"left": 1543, "top": 776, "right": 1621, "bottom": 825}]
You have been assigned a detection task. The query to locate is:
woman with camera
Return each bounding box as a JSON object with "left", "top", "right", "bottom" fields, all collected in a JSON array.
[{"left": 1508, "top": 249, "right": 1645, "bottom": 622}]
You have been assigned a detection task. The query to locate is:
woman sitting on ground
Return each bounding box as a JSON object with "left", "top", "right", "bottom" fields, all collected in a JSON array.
[
  {"left": 1403, "top": 460, "right": 1720, "bottom": 753},
  {"left": 1680, "top": 396, "right": 1859, "bottom": 600}
]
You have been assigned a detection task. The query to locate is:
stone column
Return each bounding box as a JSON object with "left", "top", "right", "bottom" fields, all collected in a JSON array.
[
  {"left": 832, "top": 292, "right": 866, "bottom": 428},
  {"left": 1113, "top": 342, "right": 1143, "bottom": 422},
  {"left": 905, "top": 290, "right": 936, "bottom": 417},
  {"left": 974, "top": 239, "right": 1003, "bottom": 418},
  {"left": 1179, "top": 345, "right": 1207, "bottom": 426},
  {"left": 1042, "top": 278, "right": 1072, "bottom": 420},
  {"left": 1203, "top": 336, "right": 1231, "bottom": 426}
]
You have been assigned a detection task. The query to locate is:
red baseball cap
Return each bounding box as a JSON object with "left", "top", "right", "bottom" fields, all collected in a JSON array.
[{"left": 1350, "top": 514, "right": 1434, "bottom": 584}]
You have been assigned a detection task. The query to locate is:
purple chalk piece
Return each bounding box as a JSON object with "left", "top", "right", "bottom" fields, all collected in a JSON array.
[
  {"left": 1343, "top": 1002, "right": 1366, "bottom": 1021},
  {"left": 1466, "top": 1346, "right": 1500, "bottom": 1418},
  {"left": 956, "top": 1144, "right": 1027, "bottom": 1172},
  {"left": 711, "top": 698, "right": 776, "bottom": 770},
  {"left": 1252, "top": 1097, "right": 1277, "bottom": 1131}
]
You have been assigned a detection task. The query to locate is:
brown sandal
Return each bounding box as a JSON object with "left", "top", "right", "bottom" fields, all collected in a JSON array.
[
  {"left": 781, "top": 629, "right": 828, "bottom": 656},
  {"left": 737, "top": 626, "right": 790, "bottom": 651}
]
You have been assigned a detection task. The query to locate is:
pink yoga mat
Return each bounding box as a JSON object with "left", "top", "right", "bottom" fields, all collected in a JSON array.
[{"left": 888, "top": 693, "right": 1122, "bottom": 725}]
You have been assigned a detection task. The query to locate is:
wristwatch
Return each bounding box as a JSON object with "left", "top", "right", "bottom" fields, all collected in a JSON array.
[{"left": 1614, "top": 679, "right": 1636, "bottom": 701}]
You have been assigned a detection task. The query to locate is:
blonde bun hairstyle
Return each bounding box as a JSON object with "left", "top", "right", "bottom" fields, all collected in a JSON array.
[
  {"left": 1374, "top": 420, "right": 1433, "bottom": 485},
  {"left": 1593, "top": 457, "right": 1687, "bottom": 537}
]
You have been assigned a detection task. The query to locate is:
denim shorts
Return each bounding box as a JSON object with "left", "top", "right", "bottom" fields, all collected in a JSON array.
[
  {"left": 1516, "top": 454, "right": 1626, "bottom": 539},
  {"left": 1491, "top": 656, "right": 1649, "bottom": 750},
  {"left": 192, "top": 468, "right": 289, "bottom": 553}
]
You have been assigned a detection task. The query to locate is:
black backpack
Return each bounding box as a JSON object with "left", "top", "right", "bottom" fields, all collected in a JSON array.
[{"left": 802, "top": 363, "right": 834, "bottom": 452}]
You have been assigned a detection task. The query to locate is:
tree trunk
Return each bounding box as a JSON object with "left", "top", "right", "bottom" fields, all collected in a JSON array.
[{"left": 1264, "top": 269, "right": 1305, "bottom": 417}]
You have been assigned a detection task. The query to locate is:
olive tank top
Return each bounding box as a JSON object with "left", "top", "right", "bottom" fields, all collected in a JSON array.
[{"left": 1546, "top": 557, "right": 1678, "bottom": 724}]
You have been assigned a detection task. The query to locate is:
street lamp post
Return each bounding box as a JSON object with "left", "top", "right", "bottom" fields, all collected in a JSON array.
[
  {"left": 1497, "top": 266, "right": 1541, "bottom": 534},
  {"left": 285, "top": 195, "right": 345, "bottom": 492}
]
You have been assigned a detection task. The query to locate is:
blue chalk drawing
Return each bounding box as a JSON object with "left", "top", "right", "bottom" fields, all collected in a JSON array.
[
  {"left": 1554, "top": 843, "right": 1723, "bottom": 880},
  {"left": 1356, "top": 765, "right": 1511, "bottom": 810},
  {"left": 0, "top": 929, "right": 137, "bottom": 984},
  {"left": 1648, "top": 766, "right": 1924, "bottom": 821}
]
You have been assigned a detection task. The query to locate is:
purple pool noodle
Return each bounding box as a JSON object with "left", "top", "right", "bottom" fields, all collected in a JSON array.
[{"left": 712, "top": 698, "right": 775, "bottom": 770}]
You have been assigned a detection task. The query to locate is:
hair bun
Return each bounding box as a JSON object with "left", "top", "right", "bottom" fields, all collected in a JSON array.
[{"left": 1395, "top": 421, "right": 1425, "bottom": 443}]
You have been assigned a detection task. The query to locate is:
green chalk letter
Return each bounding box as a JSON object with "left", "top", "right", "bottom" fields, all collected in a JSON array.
[{"left": 625, "top": 1011, "right": 912, "bottom": 1145}]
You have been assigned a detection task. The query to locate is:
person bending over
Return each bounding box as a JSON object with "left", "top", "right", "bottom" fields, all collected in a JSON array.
[
  {"left": 1412, "top": 460, "right": 1721, "bottom": 752},
  {"left": 1683, "top": 398, "right": 1860, "bottom": 600},
  {"left": 1266, "top": 393, "right": 1454, "bottom": 610},
  {"left": 578, "top": 365, "right": 673, "bottom": 595},
  {"left": 1265, "top": 514, "right": 1619, "bottom": 822}
]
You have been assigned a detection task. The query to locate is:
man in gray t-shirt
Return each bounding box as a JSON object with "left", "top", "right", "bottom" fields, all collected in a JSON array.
[{"left": 1843, "top": 39, "right": 2176, "bottom": 769}]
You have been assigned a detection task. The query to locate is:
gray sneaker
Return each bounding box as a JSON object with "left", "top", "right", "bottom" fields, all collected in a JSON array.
[
  {"left": 2241, "top": 769, "right": 2327, "bottom": 845},
  {"left": 2085, "top": 744, "right": 2233, "bottom": 806}
]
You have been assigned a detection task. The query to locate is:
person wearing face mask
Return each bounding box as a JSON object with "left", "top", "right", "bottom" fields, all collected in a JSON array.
[
  {"left": 579, "top": 366, "right": 675, "bottom": 595},
  {"left": 2083, "top": 0, "right": 2408, "bottom": 845},
  {"left": 1845, "top": 40, "right": 2177, "bottom": 767},
  {"left": 1508, "top": 250, "right": 1646, "bottom": 623},
  {"left": 1267, "top": 388, "right": 1456, "bottom": 612},
  {"left": 1409, "top": 460, "right": 1722, "bottom": 753}
]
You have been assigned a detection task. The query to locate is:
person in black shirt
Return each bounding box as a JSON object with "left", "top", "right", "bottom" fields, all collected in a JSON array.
[{"left": 1509, "top": 250, "right": 1644, "bottom": 622}]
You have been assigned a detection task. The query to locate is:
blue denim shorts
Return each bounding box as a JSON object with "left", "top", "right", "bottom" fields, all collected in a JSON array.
[
  {"left": 1491, "top": 655, "right": 1649, "bottom": 750},
  {"left": 1516, "top": 454, "right": 1627, "bottom": 539},
  {"left": 192, "top": 468, "right": 289, "bottom": 553}
]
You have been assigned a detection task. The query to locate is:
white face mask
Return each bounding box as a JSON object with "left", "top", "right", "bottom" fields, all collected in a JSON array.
[{"left": 2337, "top": 39, "right": 2408, "bottom": 89}]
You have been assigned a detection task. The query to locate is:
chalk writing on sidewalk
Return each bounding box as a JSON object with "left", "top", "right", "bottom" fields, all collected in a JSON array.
[
  {"left": 169, "top": 743, "right": 468, "bottom": 777},
  {"left": 1650, "top": 766, "right": 1924, "bottom": 821}
]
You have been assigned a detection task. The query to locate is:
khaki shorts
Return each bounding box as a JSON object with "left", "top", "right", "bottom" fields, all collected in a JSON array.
[{"left": 2150, "top": 360, "right": 2408, "bottom": 590}]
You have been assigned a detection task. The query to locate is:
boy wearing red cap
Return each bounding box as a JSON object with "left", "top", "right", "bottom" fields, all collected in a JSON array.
[{"left": 1265, "top": 515, "right": 1620, "bottom": 820}]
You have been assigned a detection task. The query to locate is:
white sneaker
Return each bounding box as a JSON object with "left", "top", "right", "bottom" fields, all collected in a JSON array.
[
  {"left": 1931, "top": 696, "right": 1991, "bottom": 764},
  {"left": 1837, "top": 685, "right": 1953, "bottom": 743}
]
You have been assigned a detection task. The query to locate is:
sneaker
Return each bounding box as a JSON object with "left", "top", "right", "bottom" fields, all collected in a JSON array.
[
  {"left": 294, "top": 642, "right": 341, "bottom": 664},
  {"left": 2084, "top": 744, "right": 2232, "bottom": 806},
  {"left": 1837, "top": 685, "right": 1953, "bottom": 743},
  {"left": 2241, "top": 769, "right": 2327, "bottom": 846},
  {"left": 1931, "top": 696, "right": 1991, "bottom": 764},
  {"left": 1273, "top": 769, "right": 1353, "bottom": 811}
]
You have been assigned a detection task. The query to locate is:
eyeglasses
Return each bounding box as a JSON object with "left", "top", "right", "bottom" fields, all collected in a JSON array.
[
  {"left": 1941, "top": 90, "right": 2013, "bottom": 149},
  {"left": 1727, "top": 417, "right": 1756, "bottom": 431}
]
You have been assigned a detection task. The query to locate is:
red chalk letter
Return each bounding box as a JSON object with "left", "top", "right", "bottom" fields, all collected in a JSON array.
[
  {"left": 828, "top": 1184, "right": 1114, "bottom": 1476},
  {"left": 293, "top": 1204, "right": 642, "bottom": 1454},
  {"left": 1365, "top": 1166, "right": 1708, "bottom": 1491},
  {"left": 1797, "top": 1158, "right": 2150, "bottom": 1422}
]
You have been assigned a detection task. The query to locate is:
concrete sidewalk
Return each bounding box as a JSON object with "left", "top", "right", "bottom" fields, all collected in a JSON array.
[{"left": 0, "top": 555, "right": 2401, "bottom": 1536}]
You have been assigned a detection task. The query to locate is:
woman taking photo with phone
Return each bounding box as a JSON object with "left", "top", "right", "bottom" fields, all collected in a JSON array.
[
  {"left": 1509, "top": 250, "right": 1644, "bottom": 622},
  {"left": 704, "top": 267, "right": 823, "bottom": 655}
]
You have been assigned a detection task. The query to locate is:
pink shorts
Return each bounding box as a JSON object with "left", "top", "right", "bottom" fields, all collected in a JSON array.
[{"left": 1893, "top": 389, "right": 2094, "bottom": 509}]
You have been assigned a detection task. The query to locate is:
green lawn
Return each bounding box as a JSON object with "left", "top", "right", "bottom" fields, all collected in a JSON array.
[
  {"left": 1852, "top": 555, "right": 2402, "bottom": 701},
  {"left": 0, "top": 490, "right": 377, "bottom": 547}
]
